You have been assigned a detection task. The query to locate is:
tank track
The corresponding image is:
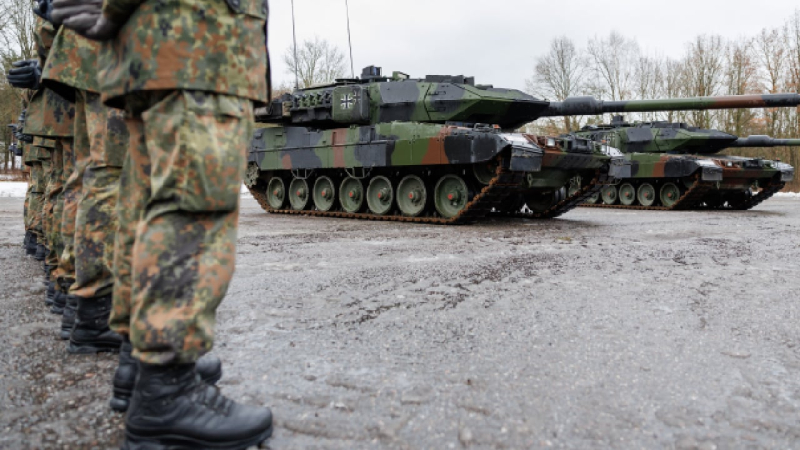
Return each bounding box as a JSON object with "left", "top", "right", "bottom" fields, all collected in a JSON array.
[
  {"left": 579, "top": 176, "right": 785, "bottom": 211},
  {"left": 248, "top": 165, "right": 614, "bottom": 224},
  {"left": 495, "top": 170, "right": 610, "bottom": 219},
  {"left": 248, "top": 165, "right": 524, "bottom": 225},
  {"left": 580, "top": 175, "right": 715, "bottom": 211},
  {"left": 727, "top": 180, "right": 786, "bottom": 211}
]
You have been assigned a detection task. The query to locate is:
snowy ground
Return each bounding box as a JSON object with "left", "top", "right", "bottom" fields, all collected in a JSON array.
[{"left": 2, "top": 197, "right": 800, "bottom": 449}]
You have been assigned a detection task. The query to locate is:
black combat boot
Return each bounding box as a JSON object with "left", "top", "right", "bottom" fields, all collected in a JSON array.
[
  {"left": 23, "top": 230, "right": 30, "bottom": 249},
  {"left": 110, "top": 336, "right": 224, "bottom": 412},
  {"left": 34, "top": 243, "right": 46, "bottom": 261},
  {"left": 26, "top": 234, "right": 38, "bottom": 256},
  {"left": 45, "top": 281, "right": 56, "bottom": 306},
  {"left": 50, "top": 291, "right": 67, "bottom": 315},
  {"left": 68, "top": 295, "right": 122, "bottom": 354},
  {"left": 123, "top": 363, "right": 272, "bottom": 449},
  {"left": 60, "top": 295, "right": 78, "bottom": 340}
]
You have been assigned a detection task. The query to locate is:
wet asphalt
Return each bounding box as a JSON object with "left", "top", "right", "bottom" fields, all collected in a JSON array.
[{"left": 1, "top": 196, "right": 799, "bottom": 449}]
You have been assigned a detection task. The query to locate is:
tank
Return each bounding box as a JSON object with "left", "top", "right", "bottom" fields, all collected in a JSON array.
[
  {"left": 245, "top": 65, "right": 800, "bottom": 223},
  {"left": 570, "top": 117, "right": 799, "bottom": 210}
]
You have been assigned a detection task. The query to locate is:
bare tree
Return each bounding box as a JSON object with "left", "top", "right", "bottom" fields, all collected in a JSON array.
[
  {"left": 283, "top": 36, "right": 347, "bottom": 89},
  {"left": 682, "top": 35, "right": 726, "bottom": 128},
  {"left": 0, "top": 0, "right": 36, "bottom": 172},
  {"left": 525, "top": 36, "right": 587, "bottom": 132},
  {"left": 586, "top": 31, "right": 640, "bottom": 102},
  {"left": 718, "top": 38, "right": 758, "bottom": 136},
  {"left": 633, "top": 55, "right": 665, "bottom": 122}
]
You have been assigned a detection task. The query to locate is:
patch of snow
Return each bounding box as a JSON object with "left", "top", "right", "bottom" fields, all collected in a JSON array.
[
  {"left": 0, "top": 182, "right": 28, "bottom": 198},
  {"left": 774, "top": 192, "right": 800, "bottom": 199}
]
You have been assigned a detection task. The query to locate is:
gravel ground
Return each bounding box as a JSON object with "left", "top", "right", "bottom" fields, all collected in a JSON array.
[{"left": 1, "top": 197, "right": 799, "bottom": 449}]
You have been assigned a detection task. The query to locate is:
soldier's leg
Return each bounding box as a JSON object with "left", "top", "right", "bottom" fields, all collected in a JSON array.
[
  {"left": 29, "top": 162, "right": 45, "bottom": 259},
  {"left": 55, "top": 139, "right": 77, "bottom": 333},
  {"left": 37, "top": 141, "right": 55, "bottom": 265},
  {"left": 130, "top": 91, "right": 252, "bottom": 364},
  {"left": 23, "top": 161, "right": 36, "bottom": 255},
  {"left": 45, "top": 142, "right": 63, "bottom": 273},
  {"left": 108, "top": 94, "right": 221, "bottom": 412},
  {"left": 68, "top": 94, "right": 124, "bottom": 354},
  {"left": 56, "top": 91, "right": 92, "bottom": 315},
  {"left": 124, "top": 91, "right": 269, "bottom": 447}
]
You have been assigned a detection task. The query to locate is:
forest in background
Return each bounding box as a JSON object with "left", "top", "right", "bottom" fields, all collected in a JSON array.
[
  {"left": 1, "top": 0, "right": 799, "bottom": 189},
  {"left": 525, "top": 11, "right": 800, "bottom": 190}
]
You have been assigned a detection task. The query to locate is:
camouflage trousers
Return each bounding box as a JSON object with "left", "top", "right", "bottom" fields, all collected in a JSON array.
[
  {"left": 45, "top": 140, "right": 67, "bottom": 269},
  {"left": 37, "top": 141, "right": 56, "bottom": 256},
  {"left": 109, "top": 90, "right": 253, "bottom": 365},
  {"left": 52, "top": 139, "right": 75, "bottom": 290},
  {"left": 57, "top": 90, "right": 95, "bottom": 288},
  {"left": 71, "top": 94, "right": 127, "bottom": 299},
  {"left": 26, "top": 162, "right": 45, "bottom": 238}
]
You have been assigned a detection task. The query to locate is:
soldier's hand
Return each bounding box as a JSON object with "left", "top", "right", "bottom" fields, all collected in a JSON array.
[
  {"left": 52, "top": 0, "right": 119, "bottom": 41},
  {"left": 33, "top": 0, "right": 57, "bottom": 24},
  {"left": 7, "top": 60, "right": 42, "bottom": 90}
]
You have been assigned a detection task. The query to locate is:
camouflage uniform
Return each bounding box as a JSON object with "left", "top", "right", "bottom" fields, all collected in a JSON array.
[
  {"left": 34, "top": 138, "right": 55, "bottom": 253},
  {"left": 100, "top": 0, "right": 268, "bottom": 364},
  {"left": 42, "top": 27, "right": 120, "bottom": 296},
  {"left": 24, "top": 19, "right": 77, "bottom": 273},
  {"left": 24, "top": 144, "right": 44, "bottom": 240}
]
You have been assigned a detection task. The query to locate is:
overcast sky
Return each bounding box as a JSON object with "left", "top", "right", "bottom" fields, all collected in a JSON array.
[{"left": 270, "top": 0, "right": 799, "bottom": 92}]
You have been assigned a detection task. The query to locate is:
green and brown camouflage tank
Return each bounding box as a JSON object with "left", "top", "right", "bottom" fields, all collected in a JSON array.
[
  {"left": 245, "top": 66, "right": 800, "bottom": 222},
  {"left": 570, "top": 117, "right": 799, "bottom": 210}
]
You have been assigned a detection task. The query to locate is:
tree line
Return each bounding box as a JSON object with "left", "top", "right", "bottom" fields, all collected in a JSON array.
[{"left": 525, "top": 11, "right": 800, "bottom": 190}]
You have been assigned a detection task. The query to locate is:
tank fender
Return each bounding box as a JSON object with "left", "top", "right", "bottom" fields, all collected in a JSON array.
[{"left": 695, "top": 159, "right": 723, "bottom": 182}]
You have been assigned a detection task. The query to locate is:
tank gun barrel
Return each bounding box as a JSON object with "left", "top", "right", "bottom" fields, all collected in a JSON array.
[
  {"left": 731, "top": 136, "right": 800, "bottom": 147},
  {"left": 541, "top": 93, "right": 800, "bottom": 117}
]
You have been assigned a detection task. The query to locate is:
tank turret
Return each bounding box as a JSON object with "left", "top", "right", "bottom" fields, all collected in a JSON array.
[
  {"left": 574, "top": 118, "right": 800, "bottom": 155},
  {"left": 259, "top": 66, "right": 800, "bottom": 131}
]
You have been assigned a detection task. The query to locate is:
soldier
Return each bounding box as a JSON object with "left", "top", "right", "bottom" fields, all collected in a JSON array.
[{"left": 55, "top": 0, "right": 274, "bottom": 447}]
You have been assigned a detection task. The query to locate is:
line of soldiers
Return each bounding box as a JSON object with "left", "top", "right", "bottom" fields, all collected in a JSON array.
[{"left": 7, "top": 0, "right": 274, "bottom": 448}]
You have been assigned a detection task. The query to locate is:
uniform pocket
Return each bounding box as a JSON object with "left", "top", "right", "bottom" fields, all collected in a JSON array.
[{"left": 143, "top": 91, "right": 254, "bottom": 214}]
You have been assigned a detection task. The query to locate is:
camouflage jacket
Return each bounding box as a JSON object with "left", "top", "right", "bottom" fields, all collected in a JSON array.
[
  {"left": 26, "top": 18, "right": 76, "bottom": 138},
  {"left": 42, "top": 27, "right": 101, "bottom": 98},
  {"left": 99, "top": 0, "right": 269, "bottom": 108}
]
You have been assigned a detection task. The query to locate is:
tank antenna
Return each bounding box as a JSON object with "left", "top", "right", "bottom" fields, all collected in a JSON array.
[
  {"left": 345, "top": 0, "right": 355, "bottom": 78},
  {"left": 291, "top": 0, "right": 300, "bottom": 89}
]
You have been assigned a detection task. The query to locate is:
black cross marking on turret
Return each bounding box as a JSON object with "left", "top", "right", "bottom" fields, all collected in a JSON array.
[{"left": 341, "top": 91, "right": 360, "bottom": 110}]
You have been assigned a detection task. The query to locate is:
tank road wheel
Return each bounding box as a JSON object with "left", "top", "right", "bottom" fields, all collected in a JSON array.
[
  {"left": 619, "top": 183, "right": 636, "bottom": 206},
  {"left": 601, "top": 185, "right": 619, "bottom": 205},
  {"left": 289, "top": 178, "right": 311, "bottom": 210},
  {"left": 313, "top": 176, "right": 337, "bottom": 212},
  {"left": 397, "top": 175, "right": 428, "bottom": 217},
  {"left": 339, "top": 177, "right": 365, "bottom": 213},
  {"left": 637, "top": 183, "right": 656, "bottom": 207},
  {"left": 473, "top": 160, "right": 499, "bottom": 186},
  {"left": 434, "top": 174, "right": 470, "bottom": 219},
  {"left": 660, "top": 182, "right": 682, "bottom": 208},
  {"left": 524, "top": 189, "right": 565, "bottom": 213},
  {"left": 266, "top": 177, "right": 287, "bottom": 209},
  {"left": 366, "top": 176, "right": 394, "bottom": 215}
]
